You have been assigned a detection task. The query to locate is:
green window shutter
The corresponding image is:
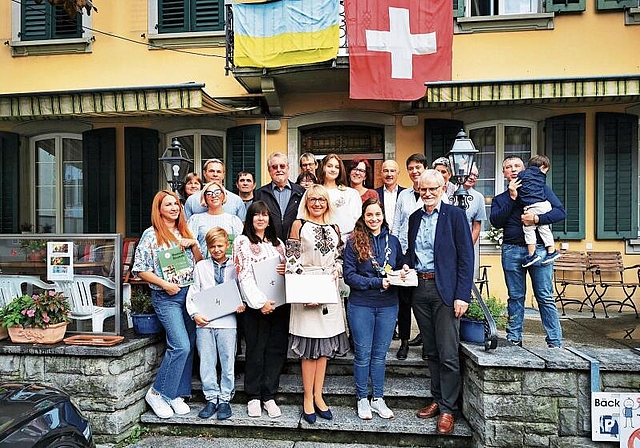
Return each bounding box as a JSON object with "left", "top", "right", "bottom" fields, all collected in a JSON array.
[
  {"left": 597, "top": 0, "right": 636, "bottom": 10},
  {"left": 159, "top": 0, "right": 223, "bottom": 33},
  {"left": 425, "top": 119, "right": 464, "bottom": 161},
  {"left": 193, "top": 0, "right": 223, "bottom": 31},
  {"left": 227, "top": 125, "right": 261, "bottom": 193},
  {"left": 83, "top": 129, "right": 116, "bottom": 233},
  {"left": 159, "top": 0, "right": 187, "bottom": 33},
  {"left": 125, "top": 128, "right": 159, "bottom": 238},
  {"left": 453, "top": 0, "right": 465, "bottom": 18},
  {"left": 596, "top": 113, "right": 638, "bottom": 240},
  {"left": 546, "top": 114, "right": 585, "bottom": 240},
  {"left": 544, "top": 0, "right": 586, "bottom": 13},
  {"left": 21, "top": 1, "right": 81, "bottom": 41},
  {"left": 0, "top": 132, "right": 20, "bottom": 234}
]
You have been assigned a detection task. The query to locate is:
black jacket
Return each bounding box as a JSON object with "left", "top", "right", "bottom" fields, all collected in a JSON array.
[{"left": 254, "top": 182, "right": 305, "bottom": 241}]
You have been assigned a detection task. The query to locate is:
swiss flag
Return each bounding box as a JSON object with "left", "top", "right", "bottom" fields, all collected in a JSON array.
[{"left": 344, "top": 0, "right": 453, "bottom": 101}]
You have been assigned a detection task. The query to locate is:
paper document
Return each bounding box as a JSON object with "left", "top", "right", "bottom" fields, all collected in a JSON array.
[{"left": 285, "top": 274, "right": 339, "bottom": 304}]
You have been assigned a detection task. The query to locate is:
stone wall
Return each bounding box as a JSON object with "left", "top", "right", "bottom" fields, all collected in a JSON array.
[
  {"left": 0, "top": 336, "right": 164, "bottom": 444},
  {"left": 461, "top": 344, "right": 640, "bottom": 447}
]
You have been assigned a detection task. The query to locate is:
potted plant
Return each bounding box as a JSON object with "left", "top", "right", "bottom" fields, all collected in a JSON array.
[
  {"left": 486, "top": 227, "right": 504, "bottom": 249},
  {"left": 461, "top": 296, "right": 507, "bottom": 344},
  {"left": 17, "top": 239, "right": 47, "bottom": 262},
  {"left": 126, "top": 287, "right": 162, "bottom": 335},
  {"left": 19, "top": 222, "right": 33, "bottom": 233},
  {"left": 0, "top": 290, "right": 72, "bottom": 344}
]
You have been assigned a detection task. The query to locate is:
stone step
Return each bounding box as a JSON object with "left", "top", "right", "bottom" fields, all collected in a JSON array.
[
  {"left": 192, "top": 373, "right": 431, "bottom": 408},
  {"left": 141, "top": 403, "right": 473, "bottom": 447}
]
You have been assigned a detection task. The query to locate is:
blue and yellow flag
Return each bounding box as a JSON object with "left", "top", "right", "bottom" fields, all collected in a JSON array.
[{"left": 233, "top": 0, "right": 340, "bottom": 68}]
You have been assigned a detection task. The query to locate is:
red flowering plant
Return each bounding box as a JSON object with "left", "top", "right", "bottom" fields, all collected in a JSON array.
[
  {"left": 0, "top": 290, "right": 72, "bottom": 329},
  {"left": 13, "top": 239, "right": 47, "bottom": 260}
]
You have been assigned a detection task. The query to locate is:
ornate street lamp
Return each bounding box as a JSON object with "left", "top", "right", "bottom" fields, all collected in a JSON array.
[
  {"left": 159, "top": 138, "right": 193, "bottom": 194},
  {"left": 447, "top": 130, "right": 479, "bottom": 210}
]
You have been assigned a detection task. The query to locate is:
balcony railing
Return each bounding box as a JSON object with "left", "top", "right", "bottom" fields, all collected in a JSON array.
[{"left": 225, "top": 0, "right": 349, "bottom": 75}]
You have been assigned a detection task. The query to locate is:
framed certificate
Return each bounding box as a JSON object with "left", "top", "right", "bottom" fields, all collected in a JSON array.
[
  {"left": 190, "top": 281, "right": 243, "bottom": 320},
  {"left": 253, "top": 256, "right": 286, "bottom": 308},
  {"left": 285, "top": 274, "right": 339, "bottom": 304}
]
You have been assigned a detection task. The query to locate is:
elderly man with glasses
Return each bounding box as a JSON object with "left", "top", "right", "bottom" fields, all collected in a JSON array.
[
  {"left": 406, "top": 169, "right": 473, "bottom": 436},
  {"left": 184, "top": 158, "right": 246, "bottom": 222}
]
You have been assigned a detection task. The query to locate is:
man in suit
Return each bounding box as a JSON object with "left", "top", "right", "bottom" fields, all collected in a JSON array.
[
  {"left": 254, "top": 152, "right": 305, "bottom": 241},
  {"left": 407, "top": 169, "right": 473, "bottom": 435},
  {"left": 375, "top": 159, "right": 405, "bottom": 230}
]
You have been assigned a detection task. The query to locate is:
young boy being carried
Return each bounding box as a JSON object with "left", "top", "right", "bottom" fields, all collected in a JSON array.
[
  {"left": 518, "top": 155, "right": 562, "bottom": 268},
  {"left": 187, "top": 227, "right": 245, "bottom": 420}
]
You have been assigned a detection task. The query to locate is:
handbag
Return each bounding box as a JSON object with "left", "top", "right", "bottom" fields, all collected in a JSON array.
[{"left": 387, "top": 269, "right": 418, "bottom": 287}]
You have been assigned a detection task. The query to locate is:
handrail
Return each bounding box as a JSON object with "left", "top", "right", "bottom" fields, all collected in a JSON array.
[{"left": 472, "top": 282, "right": 498, "bottom": 350}]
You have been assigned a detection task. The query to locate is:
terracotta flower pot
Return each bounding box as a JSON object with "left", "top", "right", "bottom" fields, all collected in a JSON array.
[
  {"left": 8, "top": 322, "right": 68, "bottom": 344},
  {"left": 26, "top": 252, "right": 42, "bottom": 262},
  {"left": 0, "top": 326, "right": 7, "bottom": 341}
]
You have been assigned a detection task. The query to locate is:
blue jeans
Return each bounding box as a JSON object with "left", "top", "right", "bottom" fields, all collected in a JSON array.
[
  {"left": 501, "top": 244, "right": 563, "bottom": 347},
  {"left": 196, "top": 327, "right": 236, "bottom": 403},
  {"left": 151, "top": 287, "right": 196, "bottom": 400},
  {"left": 347, "top": 302, "right": 398, "bottom": 399}
]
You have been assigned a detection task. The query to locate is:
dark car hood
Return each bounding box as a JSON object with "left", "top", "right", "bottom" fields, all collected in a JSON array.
[{"left": 0, "top": 383, "right": 68, "bottom": 437}]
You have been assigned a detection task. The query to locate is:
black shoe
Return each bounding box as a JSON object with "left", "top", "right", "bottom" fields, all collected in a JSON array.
[
  {"left": 314, "top": 404, "right": 333, "bottom": 420},
  {"left": 302, "top": 411, "right": 317, "bottom": 424},
  {"left": 392, "top": 329, "right": 400, "bottom": 341},
  {"left": 408, "top": 333, "right": 422, "bottom": 346},
  {"left": 198, "top": 400, "right": 218, "bottom": 419},
  {"left": 396, "top": 340, "right": 409, "bottom": 360}
]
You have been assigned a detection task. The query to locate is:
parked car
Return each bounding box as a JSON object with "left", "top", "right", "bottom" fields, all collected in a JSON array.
[{"left": 0, "top": 382, "right": 94, "bottom": 448}]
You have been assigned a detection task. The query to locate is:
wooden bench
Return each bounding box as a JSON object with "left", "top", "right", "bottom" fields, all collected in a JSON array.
[
  {"left": 553, "top": 250, "right": 598, "bottom": 318},
  {"left": 586, "top": 251, "right": 639, "bottom": 318}
]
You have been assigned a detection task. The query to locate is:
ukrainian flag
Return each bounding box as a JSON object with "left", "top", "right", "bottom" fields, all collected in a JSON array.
[{"left": 233, "top": 0, "right": 340, "bottom": 68}]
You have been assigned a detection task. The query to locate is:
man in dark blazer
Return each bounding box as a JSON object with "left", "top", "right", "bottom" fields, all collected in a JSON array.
[
  {"left": 254, "top": 152, "right": 305, "bottom": 241},
  {"left": 375, "top": 159, "right": 405, "bottom": 229},
  {"left": 406, "top": 169, "right": 474, "bottom": 435}
]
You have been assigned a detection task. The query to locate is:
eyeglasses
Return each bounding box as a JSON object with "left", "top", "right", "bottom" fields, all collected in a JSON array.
[
  {"left": 308, "top": 197, "right": 327, "bottom": 204},
  {"left": 351, "top": 168, "right": 366, "bottom": 174},
  {"left": 418, "top": 186, "right": 442, "bottom": 195},
  {"left": 270, "top": 164, "right": 287, "bottom": 170},
  {"left": 204, "top": 189, "right": 223, "bottom": 197}
]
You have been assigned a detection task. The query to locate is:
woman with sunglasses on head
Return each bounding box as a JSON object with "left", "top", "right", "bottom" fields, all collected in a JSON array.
[
  {"left": 287, "top": 184, "right": 349, "bottom": 424},
  {"left": 348, "top": 158, "right": 379, "bottom": 203},
  {"left": 234, "top": 201, "right": 288, "bottom": 419},
  {"left": 317, "top": 153, "right": 361, "bottom": 244},
  {"left": 131, "top": 189, "right": 203, "bottom": 419},
  {"left": 187, "top": 181, "right": 243, "bottom": 257},
  {"left": 344, "top": 197, "right": 407, "bottom": 420}
]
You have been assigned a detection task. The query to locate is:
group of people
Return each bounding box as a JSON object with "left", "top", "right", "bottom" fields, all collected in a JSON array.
[{"left": 131, "top": 148, "right": 565, "bottom": 435}]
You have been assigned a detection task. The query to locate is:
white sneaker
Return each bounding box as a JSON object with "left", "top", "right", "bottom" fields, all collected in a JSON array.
[
  {"left": 263, "top": 399, "right": 282, "bottom": 418},
  {"left": 370, "top": 397, "right": 394, "bottom": 419},
  {"left": 145, "top": 388, "right": 173, "bottom": 419},
  {"left": 168, "top": 396, "right": 190, "bottom": 415},
  {"left": 247, "top": 399, "right": 261, "bottom": 417},
  {"left": 357, "top": 398, "right": 372, "bottom": 420}
]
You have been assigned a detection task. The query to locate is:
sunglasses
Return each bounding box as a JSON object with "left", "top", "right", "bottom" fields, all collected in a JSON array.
[{"left": 204, "top": 189, "right": 223, "bottom": 197}]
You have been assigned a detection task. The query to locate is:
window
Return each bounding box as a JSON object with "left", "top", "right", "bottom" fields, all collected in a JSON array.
[
  {"left": 169, "top": 130, "right": 225, "bottom": 181},
  {"left": 10, "top": 0, "right": 92, "bottom": 55},
  {"left": 469, "top": 122, "right": 535, "bottom": 231},
  {"left": 467, "top": 0, "right": 539, "bottom": 16},
  {"left": 152, "top": 0, "right": 224, "bottom": 34},
  {"left": 32, "top": 134, "right": 83, "bottom": 233}
]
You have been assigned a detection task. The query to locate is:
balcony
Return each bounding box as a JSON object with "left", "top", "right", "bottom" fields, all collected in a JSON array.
[{"left": 224, "top": 1, "right": 350, "bottom": 114}]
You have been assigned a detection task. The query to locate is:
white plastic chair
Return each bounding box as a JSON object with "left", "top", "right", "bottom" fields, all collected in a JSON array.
[
  {"left": 53, "top": 275, "right": 130, "bottom": 333},
  {"left": 0, "top": 274, "right": 55, "bottom": 307}
]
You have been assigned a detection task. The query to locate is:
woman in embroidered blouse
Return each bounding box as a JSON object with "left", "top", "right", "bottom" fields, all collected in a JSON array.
[
  {"left": 233, "top": 201, "right": 287, "bottom": 419},
  {"left": 287, "top": 184, "right": 349, "bottom": 424},
  {"left": 131, "top": 189, "right": 203, "bottom": 419},
  {"left": 187, "top": 181, "right": 243, "bottom": 256},
  {"left": 348, "top": 157, "right": 379, "bottom": 203},
  {"left": 344, "top": 198, "right": 406, "bottom": 420},
  {"left": 317, "top": 153, "right": 361, "bottom": 243}
]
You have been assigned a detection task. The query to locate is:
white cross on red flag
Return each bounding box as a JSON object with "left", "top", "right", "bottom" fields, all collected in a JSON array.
[{"left": 344, "top": 0, "right": 453, "bottom": 101}]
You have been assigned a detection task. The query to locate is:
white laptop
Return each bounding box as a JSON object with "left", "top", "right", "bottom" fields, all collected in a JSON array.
[
  {"left": 285, "top": 274, "right": 339, "bottom": 304},
  {"left": 190, "top": 281, "right": 243, "bottom": 320},
  {"left": 253, "top": 256, "right": 286, "bottom": 308}
]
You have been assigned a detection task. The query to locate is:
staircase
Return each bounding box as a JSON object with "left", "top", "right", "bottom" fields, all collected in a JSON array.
[{"left": 140, "top": 340, "right": 473, "bottom": 447}]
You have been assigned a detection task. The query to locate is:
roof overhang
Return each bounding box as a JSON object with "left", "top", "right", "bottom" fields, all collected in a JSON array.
[
  {"left": 0, "top": 83, "right": 255, "bottom": 120},
  {"left": 416, "top": 75, "right": 640, "bottom": 109}
]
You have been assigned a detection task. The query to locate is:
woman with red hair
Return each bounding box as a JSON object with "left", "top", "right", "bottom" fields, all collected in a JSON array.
[
  {"left": 349, "top": 158, "right": 379, "bottom": 203},
  {"left": 132, "top": 189, "right": 203, "bottom": 419}
]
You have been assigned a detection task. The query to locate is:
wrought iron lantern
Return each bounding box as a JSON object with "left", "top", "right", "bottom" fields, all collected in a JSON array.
[
  {"left": 447, "top": 130, "right": 479, "bottom": 210},
  {"left": 159, "top": 138, "right": 193, "bottom": 193}
]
